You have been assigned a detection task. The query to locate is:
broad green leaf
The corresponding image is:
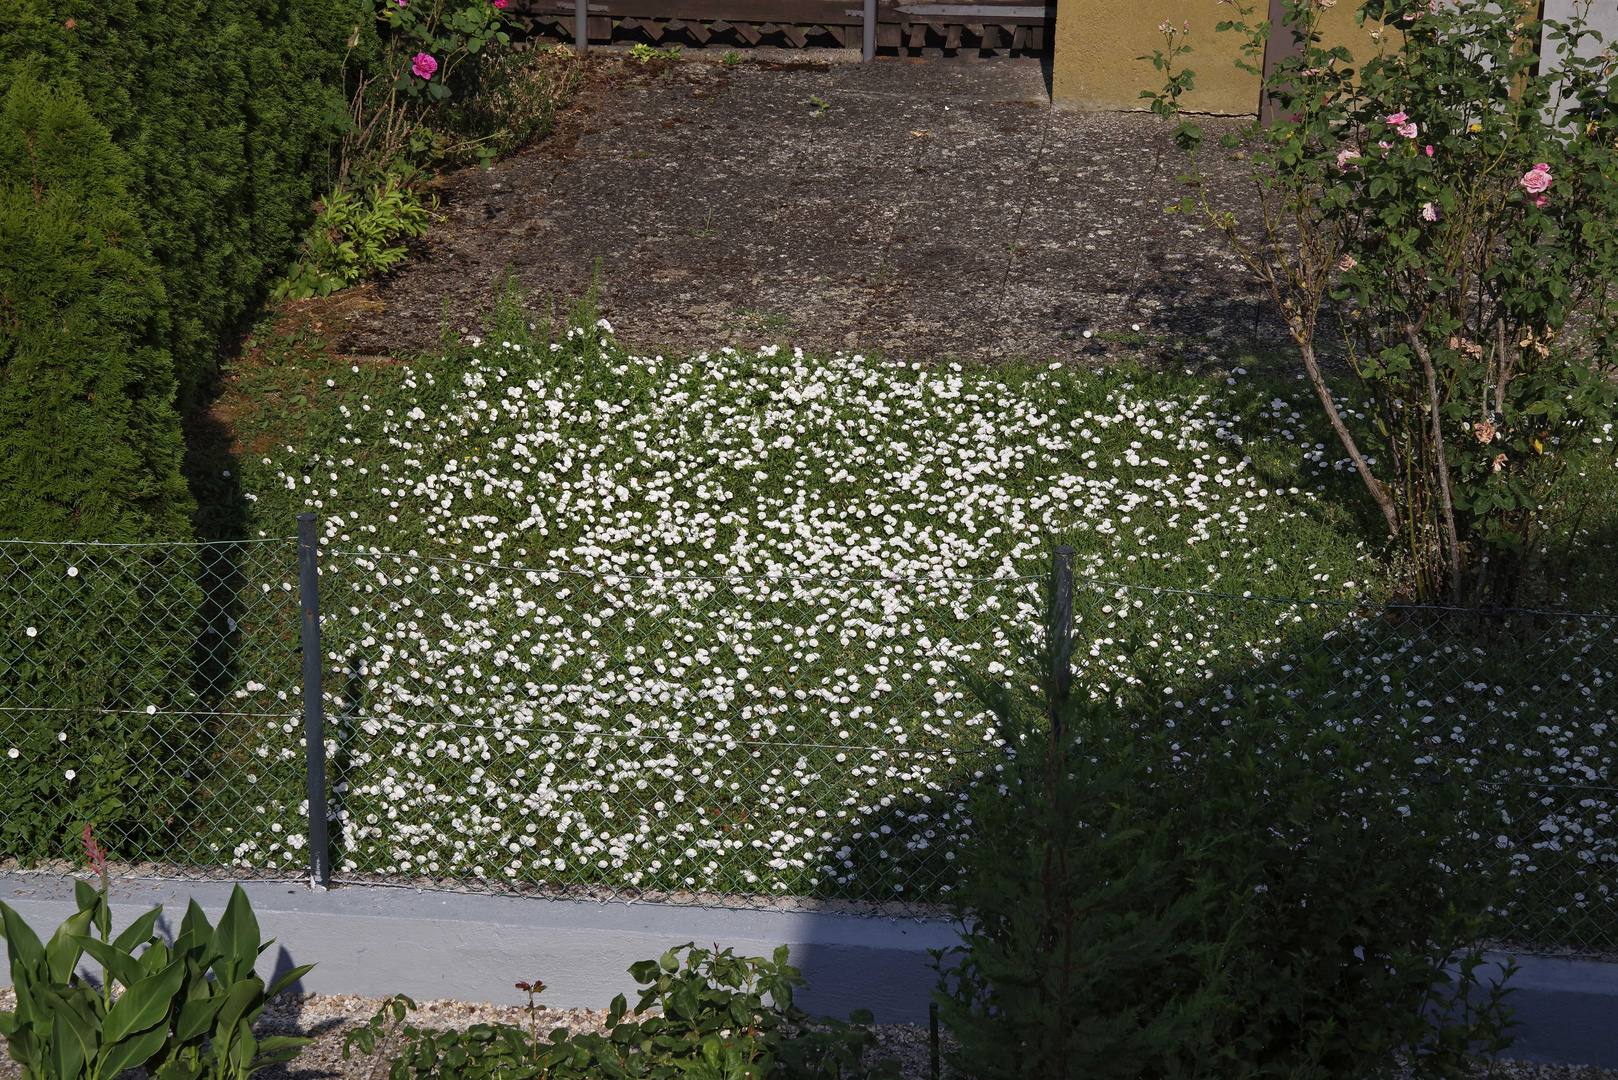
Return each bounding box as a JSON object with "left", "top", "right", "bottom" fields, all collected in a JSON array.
[
  {"left": 176, "top": 900, "right": 214, "bottom": 961},
  {"left": 1, "top": 901, "right": 46, "bottom": 972},
  {"left": 95, "top": 1019, "right": 169, "bottom": 1080},
  {"left": 70, "top": 937, "right": 144, "bottom": 990},
  {"left": 211, "top": 977, "right": 265, "bottom": 1059},
  {"left": 112, "top": 906, "right": 163, "bottom": 954},
  {"left": 266, "top": 962, "right": 315, "bottom": 999},
  {"left": 74, "top": 881, "right": 98, "bottom": 914},
  {"left": 211, "top": 887, "right": 261, "bottom": 984},
  {"left": 103, "top": 959, "right": 185, "bottom": 1043},
  {"left": 45, "top": 908, "right": 96, "bottom": 985},
  {"left": 49, "top": 1000, "right": 94, "bottom": 1080},
  {"left": 174, "top": 994, "right": 226, "bottom": 1042}
]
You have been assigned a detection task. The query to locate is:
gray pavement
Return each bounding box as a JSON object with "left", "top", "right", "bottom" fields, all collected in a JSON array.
[
  {"left": 3, "top": 873, "right": 1618, "bottom": 1065},
  {"left": 337, "top": 53, "right": 1280, "bottom": 363}
]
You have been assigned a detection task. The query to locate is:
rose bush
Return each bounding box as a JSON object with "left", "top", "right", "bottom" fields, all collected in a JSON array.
[{"left": 1147, "top": 0, "right": 1618, "bottom": 605}]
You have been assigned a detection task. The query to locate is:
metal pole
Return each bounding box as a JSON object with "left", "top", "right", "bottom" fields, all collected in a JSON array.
[
  {"left": 1052, "top": 545, "right": 1074, "bottom": 708},
  {"left": 298, "top": 513, "right": 330, "bottom": 890},
  {"left": 575, "top": 0, "right": 588, "bottom": 53},
  {"left": 862, "top": 0, "right": 876, "bottom": 62}
]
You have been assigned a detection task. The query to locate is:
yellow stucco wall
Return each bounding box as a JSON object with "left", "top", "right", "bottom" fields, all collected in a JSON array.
[{"left": 1052, "top": 1, "right": 1391, "bottom": 114}]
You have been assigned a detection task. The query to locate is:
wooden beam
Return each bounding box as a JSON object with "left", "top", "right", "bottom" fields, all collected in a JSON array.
[
  {"left": 944, "top": 22, "right": 961, "bottom": 48},
  {"left": 877, "top": 22, "right": 900, "bottom": 46},
  {"left": 779, "top": 22, "right": 808, "bottom": 46},
  {"left": 734, "top": 20, "right": 761, "bottom": 42},
  {"left": 1010, "top": 23, "right": 1026, "bottom": 50}
]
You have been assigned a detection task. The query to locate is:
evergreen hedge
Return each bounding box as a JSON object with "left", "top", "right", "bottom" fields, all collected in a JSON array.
[
  {"left": 0, "top": 0, "right": 366, "bottom": 860},
  {"left": 0, "top": 72, "right": 192, "bottom": 542},
  {"left": 0, "top": 0, "right": 372, "bottom": 410}
]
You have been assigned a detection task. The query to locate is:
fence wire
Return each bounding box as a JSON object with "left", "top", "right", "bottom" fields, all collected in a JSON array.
[{"left": 1, "top": 537, "right": 1615, "bottom": 949}]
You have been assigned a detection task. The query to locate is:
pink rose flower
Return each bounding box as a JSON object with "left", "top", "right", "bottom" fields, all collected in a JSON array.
[
  {"left": 1336, "top": 148, "right": 1362, "bottom": 169},
  {"left": 1420, "top": 201, "right": 1440, "bottom": 222},
  {"left": 412, "top": 52, "right": 438, "bottom": 79},
  {"left": 1531, "top": 193, "right": 1549, "bottom": 208},
  {"left": 1520, "top": 163, "right": 1552, "bottom": 194},
  {"left": 1384, "top": 111, "right": 1409, "bottom": 125},
  {"left": 493, "top": 0, "right": 508, "bottom": 7},
  {"left": 1397, "top": 122, "right": 1419, "bottom": 139},
  {"left": 1425, "top": 145, "right": 1435, "bottom": 156},
  {"left": 1339, "top": 254, "right": 1357, "bottom": 270}
]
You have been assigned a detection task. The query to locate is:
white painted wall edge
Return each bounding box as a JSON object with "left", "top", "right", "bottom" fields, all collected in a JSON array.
[{"left": 0, "top": 873, "right": 1614, "bottom": 1066}]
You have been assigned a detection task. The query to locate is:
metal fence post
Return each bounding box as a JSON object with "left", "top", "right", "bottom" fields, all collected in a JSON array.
[
  {"left": 575, "top": 0, "right": 588, "bottom": 53},
  {"left": 862, "top": 0, "right": 876, "bottom": 62},
  {"left": 1052, "top": 545, "right": 1074, "bottom": 712},
  {"left": 298, "top": 513, "right": 331, "bottom": 890}
]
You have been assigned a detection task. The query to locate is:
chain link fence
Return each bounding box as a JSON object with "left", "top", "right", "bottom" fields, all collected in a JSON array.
[{"left": 2, "top": 530, "right": 1615, "bottom": 949}]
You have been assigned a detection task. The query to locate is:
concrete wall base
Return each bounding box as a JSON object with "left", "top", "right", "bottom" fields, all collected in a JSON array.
[{"left": 1, "top": 875, "right": 1614, "bottom": 1066}]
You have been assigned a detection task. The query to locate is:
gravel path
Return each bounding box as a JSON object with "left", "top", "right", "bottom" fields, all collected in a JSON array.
[
  {"left": 1, "top": 984, "right": 1615, "bottom": 1079},
  {"left": 326, "top": 51, "right": 1282, "bottom": 370},
  {"left": 0, "top": 987, "right": 940, "bottom": 1080}
]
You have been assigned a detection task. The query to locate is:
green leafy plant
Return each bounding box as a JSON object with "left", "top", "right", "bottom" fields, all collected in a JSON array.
[
  {"left": 1145, "top": 0, "right": 1618, "bottom": 604},
  {"left": 629, "top": 43, "right": 683, "bottom": 63},
  {"left": 688, "top": 211, "right": 717, "bottom": 238},
  {"left": 377, "top": 0, "right": 511, "bottom": 101},
  {"left": 0, "top": 836, "right": 312, "bottom": 1080},
  {"left": 273, "top": 173, "right": 436, "bottom": 301},
  {"left": 935, "top": 568, "right": 1521, "bottom": 1080},
  {"left": 808, "top": 95, "right": 829, "bottom": 117},
  {"left": 721, "top": 50, "right": 743, "bottom": 67},
  {"left": 343, "top": 944, "right": 898, "bottom": 1080}
]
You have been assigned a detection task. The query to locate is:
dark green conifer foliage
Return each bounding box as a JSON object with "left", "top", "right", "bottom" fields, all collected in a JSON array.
[
  {"left": 0, "top": 0, "right": 371, "bottom": 409},
  {"left": 0, "top": 72, "right": 191, "bottom": 540}
]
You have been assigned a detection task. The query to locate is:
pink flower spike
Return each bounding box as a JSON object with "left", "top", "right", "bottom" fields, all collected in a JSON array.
[
  {"left": 82, "top": 823, "right": 107, "bottom": 875},
  {"left": 1385, "top": 111, "right": 1409, "bottom": 125},
  {"left": 412, "top": 52, "right": 438, "bottom": 79},
  {"left": 1425, "top": 145, "right": 1435, "bottom": 156}
]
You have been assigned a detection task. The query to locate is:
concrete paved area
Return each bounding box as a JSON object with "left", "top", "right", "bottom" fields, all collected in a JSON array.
[
  {"left": 336, "top": 54, "right": 1277, "bottom": 364},
  {"left": 3, "top": 873, "right": 1617, "bottom": 1064}
]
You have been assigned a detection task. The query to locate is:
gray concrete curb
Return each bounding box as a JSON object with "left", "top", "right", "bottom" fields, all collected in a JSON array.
[
  {"left": 0, "top": 876, "right": 954, "bottom": 1024},
  {"left": 0, "top": 875, "right": 1612, "bottom": 1065}
]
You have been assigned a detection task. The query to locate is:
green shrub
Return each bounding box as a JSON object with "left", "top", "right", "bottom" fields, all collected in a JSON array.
[
  {"left": 343, "top": 943, "right": 899, "bottom": 1080},
  {"left": 0, "top": 71, "right": 191, "bottom": 543},
  {"left": 272, "top": 173, "right": 435, "bottom": 301},
  {"left": 934, "top": 573, "right": 1519, "bottom": 1080}
]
